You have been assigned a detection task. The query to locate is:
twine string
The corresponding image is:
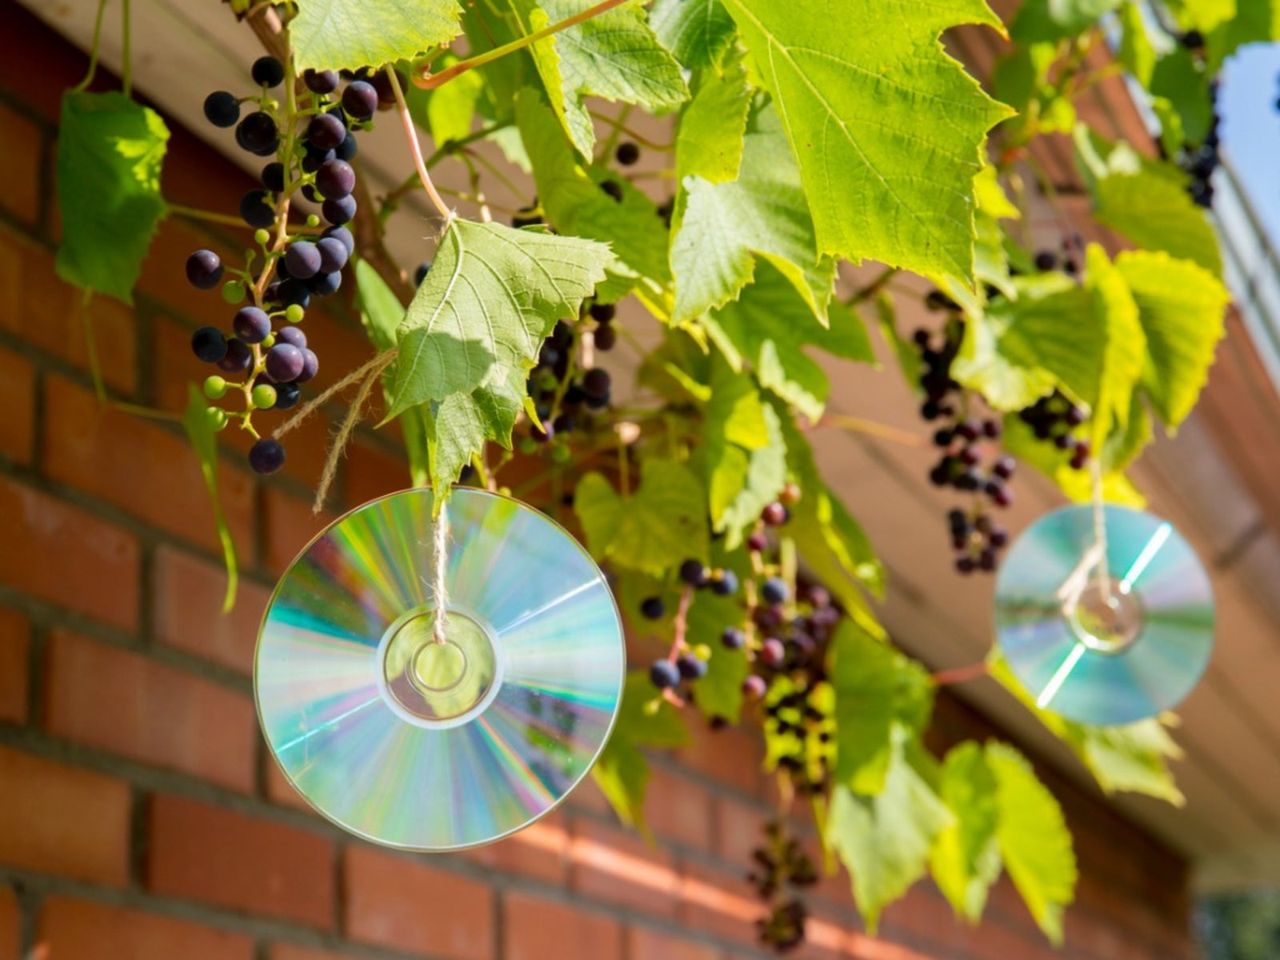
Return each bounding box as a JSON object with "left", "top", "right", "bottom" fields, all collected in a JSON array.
[{"left": 432, "top": 501, "right": 450, "bottom": 644}]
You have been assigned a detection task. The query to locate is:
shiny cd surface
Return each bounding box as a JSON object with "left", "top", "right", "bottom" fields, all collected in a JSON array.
[
  {"left": 255, "top": 488, "right": 625, "bottom": 850},
  {"left": 995, "top": 504, "right": 1213, "bottom": 726}
]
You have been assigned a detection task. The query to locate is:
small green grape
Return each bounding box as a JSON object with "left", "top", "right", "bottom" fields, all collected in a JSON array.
[
  {"left": 205, "top": 406, "right": 229, "bottom": 431},
  {"left": 221, "top": 280, "right": 246, "bottom": 304},
  {"left": 285, "top": 304, "right": 305, "bottom": 324},
  {"left": 252, "top": 384, "right": 278, "bottom": 410},
  {"left": 262, "top": 333, "right": 276, "bottom": 349},
  {"left": 203, "top": 375, "right": 228, "bottom": 399},
  {"left": 518, "top": 436, "right": 537, "bottom": 456},
  {"left": 692, "top": 643, "right": 712, "bottom": 661},
  {"left": 306, "top": 213, "right": 320, "bottom": 227},
  {"left": 254, "top": 228, "right": 270, "bottom": 246},
  {"left": 551, "top": 444, "right": 572, "bottom": 464}
]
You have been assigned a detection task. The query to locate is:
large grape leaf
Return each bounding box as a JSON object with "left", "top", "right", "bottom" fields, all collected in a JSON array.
[
  {"left": 1011, "top": 0, "right": 1121, "bottom": 40},
  {"left": 1151, "top": 47, "right": 1215, "bottom": 144},
  {"left": 930, "top": 743, "right": 1002, "bottom": 923},
  {"left": 676, "top": 52, "right": 751, "bottom": 184},
  {"left": 827, "top": 728, "right": 953, "bottom": 932},
  {"left": 512, "top": 0, "right": 689, "bottom": 158},
  {"left": 1166, "top": 0, "right": 1236, "bottom": 31},
  {"left": 1208, "top": 0, "right": 1280, "bottom": 68},
  {"left": 671, "top": 105, "right": 834, "bottom": 325},
  {"left": 650, "top": 0, "right": 737, "bottom": 69},
  {"left": 830, "top": 621, "right": 933, "bottom": 794},
  {"left": 56, "top": 91, "right": 169, "bottom": 305},
  {"left": 720, "top": 0, "right": 1013, "bottom": 281},
  {"left": 385, "top": 221, "right": 612, "bottom": 489},
  {"left": 575, "top": 459, "right": 710, "bottom": 574},
  {"left": 987, "top": 744, "right": 1077, "bottom": 944},
  {"left": 292, "top": 0, "right": 462, "bottom": 70},
  {"left": 700, "top": 262, "right": 873, "bottom": 422},
  {"left": 1116, "top": 250, "right": 1229, "bottom": 431},
  {"left": 516, "top": 90, "right": 670, "bottom": 304}
]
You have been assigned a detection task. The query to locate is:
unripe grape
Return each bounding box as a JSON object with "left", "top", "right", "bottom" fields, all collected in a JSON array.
[
  {"left": 221, "top": 280, "right": 246, "bottom": 304},
  {"left": 252, "top": 384, "right": 278, "bottom": 409},
  {"left": 205, "top": 406, "right": 229, "bottom": 431},
  {"left": 203, "top": 375, "right": 228, "bottom": 399},
  {"left": 285, "top": 304, "right": 305, "bottom": 324}
]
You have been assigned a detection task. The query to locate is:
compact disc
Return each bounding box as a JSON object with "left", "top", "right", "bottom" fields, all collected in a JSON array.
[
  {"left": 255, "top": 487, "right": 625, "bottom": 850},
  {"left": 995, "top": 504, "right": 1213, "bottom": 726}
]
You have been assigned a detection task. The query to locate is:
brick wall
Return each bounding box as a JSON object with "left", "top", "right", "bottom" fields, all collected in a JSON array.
[{"left": 0, "top": 8, "right": 1199, "bottom": 960}]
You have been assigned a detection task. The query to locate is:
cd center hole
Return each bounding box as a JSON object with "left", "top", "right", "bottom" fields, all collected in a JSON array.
[
  {"left": 1068, "top": 578, "right": 1142, "bottom": 653},
  {"left": 412, "top": 641, "right": 467, "bottom": 691}
]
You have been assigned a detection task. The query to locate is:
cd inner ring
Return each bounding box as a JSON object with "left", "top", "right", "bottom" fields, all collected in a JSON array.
[
  {"left": 374, "top": 604, "right": 506, "bottom": 730},
  {"left": 1062, "top": 577, "right": 1145, "bottom": 655}
]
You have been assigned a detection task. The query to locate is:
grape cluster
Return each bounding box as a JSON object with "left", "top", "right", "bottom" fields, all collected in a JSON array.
[
  {"left": 645, "top": 556, "right": 742, "bottom": 693},
  {"left": 1017, "top": 391, "right": 1091, "bottom": 470},
  {"left": 914, "top": 320, "right": 1017, "bottom": 573},
  {"left": 1180, "top": 79, "right": 1221, "bottom": 209},
  {"left": 749, "top": 820, "right": 818, "bottom": 953},
  {"left": 188, "top": 57, "right": 378, "bottom": 473}
]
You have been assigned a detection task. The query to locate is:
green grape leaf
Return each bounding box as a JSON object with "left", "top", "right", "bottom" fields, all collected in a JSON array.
[
  {"left": 386, "top": 220, "right": 612, "bottom": 490},
  {"left": 676, "top": 53, "right": 751, "bottom": 184},
  {"left": 1150, "top": 47, "right": 1214, "bottom": 144},
  {"left": 672, "top": 105, "right": 835, "bottom": 325},
  {"left": 1002, "top": 412, "right": 1147, "bottom": 507},
  {"left": 1208, "top": 0, "right": 1280, "bottom": 68},
  {"left": 875, "top": 293, "right": 924, "bottom": 398},
  {"left": 931, "top": 742, "right": 1002, "bottom": 922},
  {"left": 593, "top": 670, "right": 690, "bottom": 829},
  {"left": 425, "top": 53, "right": 487, "bottom": 145},
  {"left": 650, "top": 0, "right": 737, "bottom": 69},
  {"left": 827, "top": 728, "right": 953, "bottom": 932},
  {"left": 516, "top": 90, "right": 670, "bottom": 304},
  {"left": 1166, "top": 0, "right": 1236, "bottom": 31},
  {"left": 987, "top": 743, "right": 1077, "bottom": 944},
  {"left": 354, "top": 260, "right": 430, "bottom": 486},
  {"left": 721, "top": 0, "right": 1013, "bottom": 282},
  {"left": 685, "top": 579, "right": 751, "bottom": 721},
  {"left": 830, "top": 621, "right": 933, "bottom": 794},
  {"left": 514, "top": 0, "right": 689, "bottom": 158},
  {"left": 780, "top": 416, "right": 885, "bottom": 624},
  {"left": 1116, "top": 250, "right": 1229, "bottom": 431},
  {"left": 575, "top": 459, "right": 710, "bottom": 575},
  {"left": 181, "top": 386, "right": 238, "bottom": 612},
  {"left": 700, "top": 261, "right": 874, "bottom": 421},
  {"left": 56, "top": 91, "right": 169, "bottom": 305},
  {"left": 990, "top": 654, "right": 1185, "bottom": 803},
  {"left": 1011, "top": 0, "right": 1121, "bottom": 40},
  {"left": 952, "top": 305, "right": 1059, "bottom": 412},
  {"left": 703, "top": 361, "right": 788, "bottom": 547},
  {"left": 292, "top": 0, "right": 462, "bottom": 70},
  {"left": 1118, "top": 1, "right": 1157, "bottom": 86}
]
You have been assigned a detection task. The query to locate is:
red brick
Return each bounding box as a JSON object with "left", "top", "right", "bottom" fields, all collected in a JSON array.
[
  {"left": 0, "top": 746, "right": 129, "bottom": 885},
  {"left": 152, "top": 546, "right": 268, "bottom": 674},
  {"left": 676, "top": 722, "right": 765, "bottom": 797},
  {"left": 627, "top": 927, "right": 722, "bottom": 960},
  {"left": 645, "top": 766, "right": 714, "bottom": 853},
  {"left": 43, "top": 376, "right": 254, "bottom": 553},
  {"left": 460, "top": 812, "right": 570, "bottom": 885},
  {"left": 264, "top": 756, "right": 314, "bottom": 813},
  {"left": 0, "top": 348, "right": 34, "bottom": 464},
  {"left": 0, "top": 102, "right": 42, "bottom": 226},
  {"left": 147, "top": 794, "right": 335, "bottom": 928},
  {"left": 136, "top": 219, "right": 241, "bottom": 330},
  {"left": 267, "top": 947, "right": 359, "bottom": 960},
  {"left": 344, "top": 438, "right": 412, "bottom": 507},
  {"left": 0, "top": 227, "right": 136, "bottom": 392},
  {"left": 36, "top": 897, "right": 254, "bottom": 960},
  {"left": 569, "top": 819, "right": 679, "bottom": 919},
  {"left": 45, "top": 630, "right": 256, "bottom": 791},
  {"left": 0, "top": 884, "right": 18, "bottom": 960},
  {"left": 343, "top": 846, "right": 493, "bottom": 960},
  {"left": 678, "top": 862, "right": 761, "bottom": 947},
  {"left": 0, "top": 608, "right": 28, "bottom": 723},
  {"left": 0, "top": 476, "right": 139, "bottom": 629},
  {"left": 711, "top": 796, "right": 768, "bottom": 866},
  {"left": 264, "top": 487, "right": 338, "bottom": 573},
  {"left": 504, "top": 893, "right": 621, "bottom": 960}
]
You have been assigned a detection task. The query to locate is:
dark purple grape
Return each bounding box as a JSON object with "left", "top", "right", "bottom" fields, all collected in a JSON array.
[
  {"left": 677, "top": 654, "right": 707, "bottom": 680},
  {"left": 679, "top": 559, "right": 706, "bottom": 586},
  {"left": 217, "top": 338, "right": 253, "bottom": 373},
  {"left": 323, "top": 225, "right": 355, "bottom": 255},
  {"left": 594, "top": 325, "right": 617, "bottom": 351},
  {"left": 649, "top": 659, "right": 680, "bottom": 690},
  {"left": 273, "top": 381, "right": 301, "bottom": 410},
  {"left": 203, "top": 91, "right": 240, "bottom": 128},
  {"left": 240, "top": 190, "right": 275, "bottom": 229},
  {"left": 711, "top": 569, "right": 739, "bottom": 596},
  {"left": 1033, "top": 250, "right": 1058, "bottom": 272},
  {"left": 322, "top": 194, "right": 356, "bottom": 225},
  {"left": 261, "top": 162, "right": 285, "bottom": 192},
  {"left": 746, "top": 531, "right": 767, "bottom": 552},
  {"left": 615, "top": 141, "right": 640, "bottom": 166},
  {"left": 303, "top": 68, "right": 339, "bottom": 94},
  {"left": 807, "top": 585, "right": 831, "bottom": 608},
  {"left": 978, "top": 549, "right": 997, "bottom": 572},
  {"left": 307, "top": 271, "right": 342, "bottom": 297},
  {"left": 640, "top": 596, "right": 665, "bottom": 620},
  {"left": 279, "top": 279, "right": 312, "bottom": 309},
  {"left": 369, "top": 69, "right": 402, "bottom": 107},
  {"left": 302, "top": 184, "right": 320, "bottom": 203},
  {"left": 301, "top": 148, "right": 333, "bottom": 174},
  {"left": 742, "top": 675, "right": 767, "bottom": 699},
  {"left": 581, "top": 367, "right": 611, "bottom": 399},
  {"left": 315, "top": 236, "right": 349, "bottom": 274},
  {"left": 191, "top": 326, "right": 228, "bottom": 363},
  {"left": 1065, "top": 404, "right": 1086, "bottom": 426},
  {"left": 307, "top": 112, "right": 347, "bottom": 150},
  {"left": 342, "top": 80, "right": 379, "bottom": 119},
  {"left": 589, "top": 302, "right": 616, "bottom": 322},
  {"left": 760, "top": 638, "right": 786, "bottom": 668},
  {"left": 956, "top": 555, "right": 976, "bottom": 575},
  {"left": 600, "top": 179, "right": 624, "bottom": 202},
  {"left": 761, "top": 502, "right": 788, "bottom": 526},
  {"left": 235, "top": 111, "right": 279, "bottom": 156},
  {"left": 989, "top": 528, "right": 1009, "bottom": 548},
  {"left": 285, "top": 241, "right": 322, "bottom": 280},
  {"left": 185, "top": 250, "right": 223, "bottom": 289},
  {"left": 761, "top": 577, "right": 788, "bottom": 606},
  {"left": 335, "top": 132, "right": 358, "bottom": 162},
  {"left": 721, "top": 627, "right": 745, "bottom": 649},
  {"left": 265, "top": 343, "right": 305, "bottom": 381},
  {"left": 248, "top": 438, "right": 286, "bottom": 475},
  {"left": 251, "top": 55, "right": 285, "bottom": 88},
  {"left": 315, "top": 159, "right": 355, "bottom": 199},
  {"left": 982, "top": 418, "right": 1001, "bottom": 439},
  {"left": 414, "top": 261, "right": 432, "bottom": 285},
  {"left": 276, "top": 326, "right": 306, "bottom": 349},
  {"left": 296, "top": 348, "right": 319, "bottom": 383},
  {"left": 232, "top": 306, "right": 272, "bottom": 344}
]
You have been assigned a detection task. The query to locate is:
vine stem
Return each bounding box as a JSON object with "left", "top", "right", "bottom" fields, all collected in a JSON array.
[
  {"left": 73, "top": 0, "right": 109, "bottom": 92},
  {"left": 415, "top": 0, "right": 630, "bottom": 90},
  {"left": 811, "top": 413, "right": 927, "bottom": 448},
  {"left": 386, "top": 66, "right": 452, "bottom": 227},
  {"left": 666, "top": 586, "right": 696, "bottom": 663},
  {"left": 931, "top": 660, "right": 990, "bottom": 686}
]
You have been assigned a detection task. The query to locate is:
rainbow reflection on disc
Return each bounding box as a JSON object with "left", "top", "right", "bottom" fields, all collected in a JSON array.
[
  {"left": 255, "top": 488, "right": 625, "bottom": 851},
  {"left": 995, "top": 504, "right": 1213, "bottom": 726}
]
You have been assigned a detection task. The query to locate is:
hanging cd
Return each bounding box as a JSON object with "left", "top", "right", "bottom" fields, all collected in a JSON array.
[
  {"left": 994, "top": 504, "right": 1213, "bottom": 726},
  {"left": 255, "top": 487, "right": 625, "bottom": 851}
]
